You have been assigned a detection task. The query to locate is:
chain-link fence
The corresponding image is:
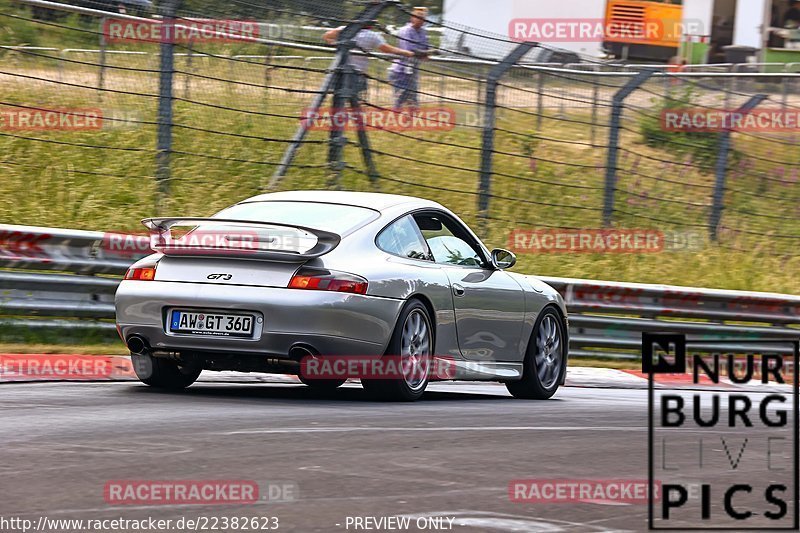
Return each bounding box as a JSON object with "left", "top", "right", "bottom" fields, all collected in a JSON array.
[{"left": 2, "top": 0, "right": 800, "bottom": 258}]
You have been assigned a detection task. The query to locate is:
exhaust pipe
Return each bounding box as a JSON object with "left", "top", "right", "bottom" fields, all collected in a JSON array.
[
  {"left": 126, "top": 335, "right": 150, "bottom": 355},
  {"left": 288, "top": 344, "right": 318, "bottom": 360}
]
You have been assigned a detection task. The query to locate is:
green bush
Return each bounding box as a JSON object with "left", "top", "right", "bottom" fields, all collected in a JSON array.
[{"left": 639, "top": 85, "right": 740, "bottom": 172}]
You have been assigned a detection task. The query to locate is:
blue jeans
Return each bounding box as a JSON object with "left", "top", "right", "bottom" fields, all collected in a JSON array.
[{"left": 389, "top": 69, "right": 419, "bottom": 109}]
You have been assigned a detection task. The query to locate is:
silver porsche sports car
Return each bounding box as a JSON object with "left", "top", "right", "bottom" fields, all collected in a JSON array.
[{"left": 115, "top": 191, "right": 568, "bottom": 401}]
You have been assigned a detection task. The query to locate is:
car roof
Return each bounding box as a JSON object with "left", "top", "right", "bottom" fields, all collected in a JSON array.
[{"left": 241, "top": 190, "right": 444, "bottom": 213}]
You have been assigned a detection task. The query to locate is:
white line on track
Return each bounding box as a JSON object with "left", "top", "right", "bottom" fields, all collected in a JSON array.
[{"left": 221, "top": 426, "right": 646, "bottom": 435}]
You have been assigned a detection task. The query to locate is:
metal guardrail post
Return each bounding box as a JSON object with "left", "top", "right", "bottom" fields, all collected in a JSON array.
[
  {"left": 270, "top": 1, "right": 397, "bottom": 188},
  {"left": 709, "top": 94, "right": 767, "bottom": 242},
  {"left": 155, "top": 0, "right": 180, "bottom": 214},
  {"left": 602, "top": 70, "right": 655, "bottom": 227},
  {"left": 477, "top": 42, "right": 537, "bottom": 224}
]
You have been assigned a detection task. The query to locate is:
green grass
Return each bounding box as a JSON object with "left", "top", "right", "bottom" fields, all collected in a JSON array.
[
  {"left": 2, "top": 7, "right": 800, "bottom": 297},
  {"left": 3, "top": 69, "right": 800, "bottom": 293}
]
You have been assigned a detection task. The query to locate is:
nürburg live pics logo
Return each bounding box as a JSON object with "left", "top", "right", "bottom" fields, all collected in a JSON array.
[{"left": 645, "top": 333, "right": 799, "bottom": 530}]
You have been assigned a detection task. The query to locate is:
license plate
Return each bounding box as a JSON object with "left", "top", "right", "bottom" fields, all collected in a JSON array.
[{"left": 169, "top": 310, "right": 254, "bottom": 338}]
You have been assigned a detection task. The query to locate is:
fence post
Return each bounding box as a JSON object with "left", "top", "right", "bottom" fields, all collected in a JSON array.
[
  {"left": 590, "top": 65, "right": 599, "bottom": 147},
  {"left": 477, "top": 42, "right": 536, "bottom": 225},
  {"left": 155, "top": 0, "right": 180, "bottom": 214},
  {"left": 709, "top": 94, "right": 766, "bottom": 242},
  {"left": 536, "top": 69, "right": 544, "bottom": 130},
  {"left": 782, "top": 73, "right": 789, "bottom": 109},
  {"left": 97, "top": 17, "right": 106, "bottom": 97},
  {"left": 270, "top": 1, "right": 398, "bottom": 189},
  {"left": 602, "top": 69, "right": 654, "bottom": 227},
  {"left": 183, "top": 38, "right": 193, "bottom": 100},
  {"left": 264, "top": 46, "right": 274, "bottom": 104},
  {"left": 476, "top": 75, "right": 483, "bottom": 117},
  {"left": 439, "top": 68, "right": 445, "bottom": 104}
]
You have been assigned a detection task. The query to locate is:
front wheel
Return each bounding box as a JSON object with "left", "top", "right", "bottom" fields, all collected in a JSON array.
[
  {"left": 362, "top": 300, "right": 433, "bottom": 402},
  {"left": 131, "top": 353, "right": 201, "bottom": 390},
  {"left": 506, "top": 307, "right": 566, "bottom": 400}
]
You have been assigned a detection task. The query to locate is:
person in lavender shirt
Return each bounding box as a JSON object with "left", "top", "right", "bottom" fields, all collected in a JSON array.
[
  {"left": 389, "top": 7, "right": 432, "bottom": 110},
  {"left": 323, "top": 22, "right": 418, "bottom": 98}
]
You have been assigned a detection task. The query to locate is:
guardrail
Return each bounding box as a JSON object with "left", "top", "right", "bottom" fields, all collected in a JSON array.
[{"left": 2, "top": 224, "right": 799, "bottom": 357}]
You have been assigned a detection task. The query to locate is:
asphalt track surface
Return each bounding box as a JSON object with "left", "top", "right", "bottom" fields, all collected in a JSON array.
[{"left": 1, "top": 379, "right": 795, "bottom": 532}]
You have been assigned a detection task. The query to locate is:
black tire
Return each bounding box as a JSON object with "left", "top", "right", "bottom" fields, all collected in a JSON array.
[
  {"left": 298, "top": 376, "right": 347, "bottom": 390},
  {"left": 131, "top": 353, "right": 201, "bottom": 390},
  {"left": 362, "top": 299, "right": 433, "bottom": 402},
  {"left": 506, "top": 307, "right": 566, "bottom": 400}
]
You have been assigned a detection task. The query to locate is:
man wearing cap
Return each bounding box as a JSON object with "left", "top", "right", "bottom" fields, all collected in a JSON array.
[{"left": 389, "top": 7, "right": 431, "bottom": 110}]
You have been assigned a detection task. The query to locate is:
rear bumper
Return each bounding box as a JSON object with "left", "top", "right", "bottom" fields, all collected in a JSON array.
[{"left": 115, "top": 281, "right": 404, "bottom": 357}]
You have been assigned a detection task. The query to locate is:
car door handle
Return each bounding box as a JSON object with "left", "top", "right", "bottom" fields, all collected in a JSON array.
[{"left": 452, "top": 283, "right": 465, "bottom": 297}]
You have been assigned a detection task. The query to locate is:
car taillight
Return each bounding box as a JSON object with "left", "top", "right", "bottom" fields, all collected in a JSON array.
[
  {"left": 288, "top": 268, "right": 368, "bottom": 295},
  {"left": 124, "top": 262, "right": 158, "bottom": 281}
]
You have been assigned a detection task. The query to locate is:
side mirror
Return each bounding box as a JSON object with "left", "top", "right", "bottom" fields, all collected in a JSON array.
[{"left": 490, "top": 248, "right": 516, "bottom": 270}]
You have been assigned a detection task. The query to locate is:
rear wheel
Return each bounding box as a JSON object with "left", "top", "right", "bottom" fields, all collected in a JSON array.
[
  {"left": 362, "top": 300, "right": 433, "bottom": 402},
  {"left": 506, "top": 307, "right": 566, "bottom": 400},
  {"left": 131, "top": 353, "right": 201, "bottom": 390}
]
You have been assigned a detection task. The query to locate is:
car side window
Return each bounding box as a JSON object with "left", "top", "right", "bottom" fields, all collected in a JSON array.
[
  {"left": 376, "top": 216, "right": 431, "bottom": 261},
  {"left": 413, "top": 213, "right": 485, "bottom": 267}
]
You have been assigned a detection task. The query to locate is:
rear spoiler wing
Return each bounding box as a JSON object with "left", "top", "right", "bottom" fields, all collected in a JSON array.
[{"left": 141, "top": 217, "right": 341, "bottom": 262}]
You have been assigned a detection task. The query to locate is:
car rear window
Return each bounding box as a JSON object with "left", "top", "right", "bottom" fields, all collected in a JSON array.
[{"left": 213, "top": 201, "right": 379, "bottom": 235}]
